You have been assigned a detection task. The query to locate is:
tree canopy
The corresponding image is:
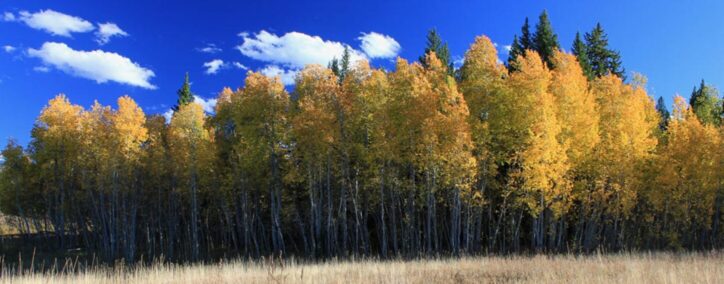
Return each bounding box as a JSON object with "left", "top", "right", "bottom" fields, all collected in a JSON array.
[{"left": 1, "top": 15, "right": 722, "bottom": 263}]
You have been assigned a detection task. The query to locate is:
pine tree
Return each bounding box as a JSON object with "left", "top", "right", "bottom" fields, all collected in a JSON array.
[
  {"left": 520, "top": 17, "right": 533, "bottom": 50},
  {"left": 508, "top": 17, "right": 533, "bottom": 72},
  {"left": 656, "top": 96, "right": 671, "bottom": 130},
  {"left": 690, "top": 79, "right": 723, "bottom": 126},
  {"left": 341, "top": 46, "right": 351, "bottom": 79},
  {"left": 507, "top": 35, "right": 524, "bottom": 71},
  {"left": 330, "top": 47, "right": 352, "bottom": 83},
  {"left": 328, "top": 58, "right": 340, "bottom": 78},
  {"left": 173, "top": 73, "right": 195, "bottom": 112},
  {"left": 572, "top": 32, "right": 593, "bottom": 80},
  {"left": 585, "top": 23, "right": 625, "bottom": 78},
  {"left": 420, "top": 29, "right": 454, "bottom": 76},
  {"left": 533, "top": 10, "right": 560, "bottom": 68}
]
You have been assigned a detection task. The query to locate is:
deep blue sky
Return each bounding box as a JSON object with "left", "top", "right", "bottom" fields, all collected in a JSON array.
[{"left": 2, "top": 0, "right": 723, "bottom": 149}]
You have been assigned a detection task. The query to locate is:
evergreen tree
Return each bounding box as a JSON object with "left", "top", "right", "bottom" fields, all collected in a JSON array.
[
  {"left": 585, "top": 23, "right": 625, "bottom": 78},
  {"left": 173, "top": 73, "right": 195, "bottom": 112},
  {"left": 329, "top": 47, "right": 352, "bottom": 83},
  {"left": 572, "top": 32, "right": 593, "bottom": 80},
  {"left": 420, "top": 29, "right": 454, "bottom": 76},
  {"left": 507, "top": 35, "right": 524, "bottom": 71},
  {"left": 656, "top": 96, "right": 670, "bottom": 131},
  {"left": 341, "top": 47, "right": 351, "bottom": 76},
  {"left": 328, "top": 58, "right": 340, "bottom": 78},
  {"left": 689, "top": 79, "right": 723, "bottom": 126},
  {"left": 533, "top": 10, "right": 560, "bottom": 68},
  {"left": 508, "top": 17, "right": 533, "bottom": 72},
  {"left": 520, "top": 17, "right": 533, "bottom": 50}
]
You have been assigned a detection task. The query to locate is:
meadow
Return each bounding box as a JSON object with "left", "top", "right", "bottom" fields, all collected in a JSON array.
[{"left": 1, "top": 252, "right": 722, "bottom": 284}]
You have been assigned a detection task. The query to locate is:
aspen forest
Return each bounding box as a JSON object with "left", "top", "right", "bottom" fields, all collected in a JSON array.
[{"left": 1, "top": 12, "right": 723, "bottom": 266}]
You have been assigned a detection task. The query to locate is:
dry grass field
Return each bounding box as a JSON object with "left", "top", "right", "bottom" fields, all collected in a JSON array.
[{"left": 0, "top": 252, "right": 722, "bottom": 284}]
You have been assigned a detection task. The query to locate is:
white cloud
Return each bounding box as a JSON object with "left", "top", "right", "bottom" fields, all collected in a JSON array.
[
  {"left": 453, "top": 56, "right": 465, "bottom": 68},
  {"left": 358, "top": 32, "right": 400, "bottom": 59},
  {"left": 503, "top": 45, "right": 512, "bottom": 52},
  {"left": 3, "top": 12, "right": 15, "bottom": 21},
  {"left": 95, "top": 22, "right": 128, "bottom": 45},
  {"left": 194, "top": 95, "right": 217, "bottom": 113},
  {"left": 237, "top": 31, "right": 249, "bottom": 38},
  {"left": 203, "top": 59, "right": 225, "bottom": 75},
  {"left": 197, "top": 43, "right": 222, "bottom": 54},
  {"left": 237, "top": 30, "right": 366, "bottom": 69},
  {"left": 202, "top": 60, "right": 247, "bottom": 74},
  {"left": 163, "top": 109, "right": 174, "bottom": 123},
  {"left": 3, "top": 45, "right": 15, "bottom": 53},
  {"left": 260, "top": 65, "right": 297, "bottom": 85},
  {"left": 162, "top": 97, "right": 216, "bottom": 123},
  {"left": 14, "top": 9, "right": 94, "bottom": 37},
  {"left": 232, "top": 62, "right": 248, "bottom": 70},
  {"left": 33, "top": 66, "right": 50, "bottom": 73},
  {"left": 27, "top": 42, "right": 156, "bottom": 89}
]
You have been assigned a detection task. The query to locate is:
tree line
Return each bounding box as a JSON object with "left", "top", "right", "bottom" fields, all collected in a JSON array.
[{"left": 1, "top": 11, "right": 722, "bottom": 263}]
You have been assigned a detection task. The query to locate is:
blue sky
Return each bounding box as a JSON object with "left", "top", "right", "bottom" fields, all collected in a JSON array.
[{"left": 2, "top": 0, "right": 723, "bottom": 149}]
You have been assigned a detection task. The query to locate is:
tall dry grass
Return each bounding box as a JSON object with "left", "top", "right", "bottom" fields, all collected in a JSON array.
[{"left": 1, "top": 252, "right": 722, "bottom": 283}]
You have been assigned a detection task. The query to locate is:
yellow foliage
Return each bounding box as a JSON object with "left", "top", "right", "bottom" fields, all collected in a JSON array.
[
  {"left": 590, "top": 75, "right": 659, "bottom": 216},
  {"left": 509, "top": 51, "right": 571, "bottom": 216},
  {"left": 113, "top": 96, "right": 148, "bottom": 162},
  {"left": 650, "top": 96, "right": 720, "bottom": 227}
]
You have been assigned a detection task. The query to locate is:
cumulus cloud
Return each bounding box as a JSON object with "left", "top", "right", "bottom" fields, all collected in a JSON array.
[
  {"left": 238, "top": 30, "right": 403, "bottom": 85},
  {"left": 237, "top": 30, "right": 366, "bottom": 69},
  {"left": 27, "top": 42, "right": 156, "bottom": 89},
  {"left": 203, "top": 59, "right": 225, "bottom": 75},
  {"left": 194, "top": 95, "right": 218, "bottom": 113},
  {"left": 358, "top": 32, "right": 400, "bottom": 59},
  {"left": 3, "top": 45, "right": 15, "bottom": 53},
  {"left": 260, "top": 65, "right": 297, "bottom": 85},
  {"left": 95, "top": 22, "right": 128, "bottom": 45},
  {"left": 197, "top": 43, "right": 222, "bottom": 54},
  {"left": 503, "top": 45, "right": 512, "bottom": 52},
  {"left": 11, "top": 9, "right": 94, "bottom": 37}
]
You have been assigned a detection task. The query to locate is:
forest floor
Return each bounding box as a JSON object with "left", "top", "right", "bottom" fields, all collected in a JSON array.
[{"left": 0, "top": 252, "right": 722, "bottom": 283}]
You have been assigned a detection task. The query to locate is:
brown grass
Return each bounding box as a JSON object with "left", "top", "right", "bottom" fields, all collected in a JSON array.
[{"left": 1, "top": 252, "right": 722, "bottom": 283}]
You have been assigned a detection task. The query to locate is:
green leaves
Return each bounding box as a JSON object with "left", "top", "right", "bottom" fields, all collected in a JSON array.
[
  {"left": 174, "top": 72, "right": 195, "bottom": 112},
  {"left": 584, "top": 23, "right": 625, "bottom": 79}
]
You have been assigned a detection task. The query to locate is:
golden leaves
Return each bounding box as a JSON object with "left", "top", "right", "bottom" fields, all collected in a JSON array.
[{"left": 650, "top": 95, "right": 720, "bottom": 226}]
